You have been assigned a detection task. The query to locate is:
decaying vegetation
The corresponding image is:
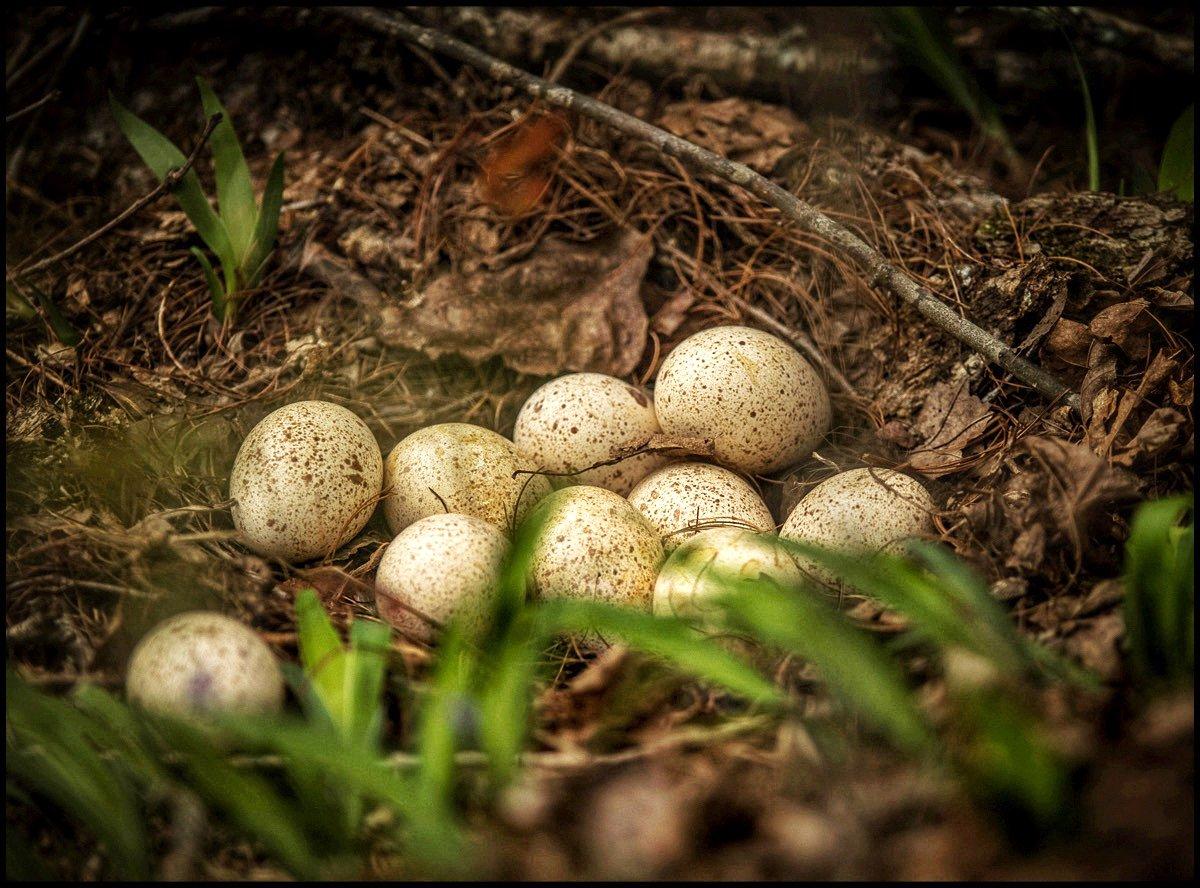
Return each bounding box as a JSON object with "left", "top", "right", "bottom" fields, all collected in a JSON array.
[{"left": 6, "top": 6, "right": 1194, "bottom": 881}]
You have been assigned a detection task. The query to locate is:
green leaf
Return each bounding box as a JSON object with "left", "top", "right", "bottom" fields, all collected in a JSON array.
[
  {"left": 108, "top": 92, "right": 238, "bottom": 273},
  {"left": 244, "top": 151, "right": 285, "bottom": 286},
  {"left": 1123, "top": 494, "right": 1194, "bottom": 684},
  {"left": 295, "top": 588, "right": 349, "bottom": 732},
  {"left": 15, "top": 278, "right": 80, "bottom": 346},
  {"left": 189, "top": 246, "right": 229, "bottom": 319},
  {"left": 1158, "top": 104, "right": 1194, "bottom": 202},
  {"left": 196, "top": 76, "right": 259, "bottom": 262},
  {"left": 6, "top": 281, "right": 37, "bottom": 321}
]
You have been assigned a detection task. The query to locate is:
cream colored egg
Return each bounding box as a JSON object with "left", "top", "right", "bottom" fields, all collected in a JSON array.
[
  {"left": 780, "top": 468, "right": 936, "bottom": 585},
  {"left": 654, "top": 527, "right": 803, "bottom": 625},
  {"left": 654, "top": 325, "right": 831, "bottom": 475},
  {"left": 513, "top": 372, "right": 669, "bottom": 495},
  {"left": 383, "top": 423, "right": 552, "bottom": 535},
  {"left": 527, "top": 486, "right": 664, "bottom": 622},
  {"left": 627, "top": 462, "right": 775, "bottom": 551},
  {"left": 230, "top": 401, "right": 384, "bottom": 562},
  {"left": 374, "top": 513, "right": 510, "bottom": 643},
  {"left": 126, "top": 611, "right": 284, "bottom": 716}
]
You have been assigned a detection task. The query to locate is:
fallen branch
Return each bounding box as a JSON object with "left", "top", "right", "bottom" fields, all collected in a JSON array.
[
  {"left": 330, "top": 7, "right": 1080, "bottom": 413},
  {"left": 9, "top": 112, "right": 222, "bottom": 279},
  {"left": 993, "top": 6, "right": 1193, "bottom": 75}
]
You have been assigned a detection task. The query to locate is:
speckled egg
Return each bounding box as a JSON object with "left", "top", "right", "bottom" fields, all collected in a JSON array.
[
  {"left": 230, "top": 401, "right": 384, "bottom": 563},
  {"left": 126, "top": 611, "right": 284, "bottom": 716},
  {"left": 780, "top": 468, "right": 936, "bottom": 585},
  {"left": 527, "top": 486, "right": 664, "bottom": 618},
  {"left": 654, "top": 527, "right": 803, "bottom": 625},
  {"left": 653, "top": 325, "right": 831, "bottom": 475},
  {"left": 513, "top": 373, "right": 669, "bottom": 495},
  {"left": 383, "top": 423, "right": 552, "bottom": 535},
  {"left": 627, "top": 462, "right": 775, "bottom": 551},
  {"left": 374, "top": 513, "right": 510, "bottom": 643}
]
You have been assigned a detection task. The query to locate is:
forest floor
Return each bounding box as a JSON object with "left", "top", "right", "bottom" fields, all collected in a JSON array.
[{"left": 6, "top": 6, "right": 1194, "bottom": 880}]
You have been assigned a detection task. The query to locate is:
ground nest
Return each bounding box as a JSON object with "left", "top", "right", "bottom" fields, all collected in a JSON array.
[{"left": 5, "top": 7, "right": 1194, "bottom": 881}]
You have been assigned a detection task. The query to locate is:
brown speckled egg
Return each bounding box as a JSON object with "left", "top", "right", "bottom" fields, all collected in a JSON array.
[
  {"left": 126, "top": 611, "right": 284, "bottom": 715},
  {"left": 230, "top": 401, "right": 384, "bottom": 562},
  {"left": 513, "top": 373, "right": 669, "bottom": 495},
  {"left": 780, "top": 468, "right": 936, "bottom": 585},
  {"left": 383, "top": 423, "right": 552, "bottom": 535},
  {"left": 654, "top": 527, "right": 803, "bottom": 625},
  {"left": 627, "top": 462, "right": 775, "bottom": 551},
  {"left": 527, "top": 486, "right": 664, "bottom": 621},
  {"left": 654, "top": 325, "right": 831, "bottom": 474},
  {"left": 374, "top": 513, "right": 510, "bottom": 643}
]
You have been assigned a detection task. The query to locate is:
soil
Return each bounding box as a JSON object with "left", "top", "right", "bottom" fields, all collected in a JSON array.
[{"left": 6, "top": 6, "right": 1194, "bottom": 881}]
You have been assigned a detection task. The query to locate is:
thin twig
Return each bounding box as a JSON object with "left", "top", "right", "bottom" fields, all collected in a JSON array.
[
  {"left": 10, "top": 113, "right": 222, "bottom": 279},
  {"left": 5, "top": 89, "right": 61, "bottom": 125},
  {"left": 328, "top": 7, "right": 1080, "bottom": 413}
]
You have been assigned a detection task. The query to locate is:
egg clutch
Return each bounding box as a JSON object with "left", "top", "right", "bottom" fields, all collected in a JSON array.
[{"left": 126, "top": 325, "right": 936, "bottom": 715}]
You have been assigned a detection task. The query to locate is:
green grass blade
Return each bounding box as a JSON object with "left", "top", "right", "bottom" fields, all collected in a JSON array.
[
  {"left": 17, "top": 278, "right": 80, "bottom": 346},
  {"left": 714, "top": 577, "right": 932, "bottom": 753},
  {"left": 108, "top": 92, "right": 237, "bottom": 271},
  {"left": 344, "top": 619, "right": 392, "bottom": 752},
  {"left": 195, "top": 76, "right": 258, "bottom": 262},
  {"left": 535, "top": 598, "right": 785, "bottom": 707},
  {"left": 6, "top": 673, "right": 151, "bottom": 879},
  {"left": 1158, "top": 104, "right": 1194, "bottom": 202},
  {"left": 6, "top": 281, "right": 38, "bottom": 321},
  {"left": 876, "top": 7, "right": 1018, "bottom": 165},
  {"left": 245, "top": 151, "right": 285, "bottom": 286},
  {"left": 189, "top": 246, "right": 230, "bottom": 319},
  {"left": 1066, "top": 44, "right": 1100, "bottom": 191},
  {"left": 294, "top": 588, "right": 349, "bottom": 732}
]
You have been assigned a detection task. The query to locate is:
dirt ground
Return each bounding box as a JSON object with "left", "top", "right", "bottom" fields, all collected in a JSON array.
[{"left": 6, "top": 6, "right": 1194, "bottom": 880}]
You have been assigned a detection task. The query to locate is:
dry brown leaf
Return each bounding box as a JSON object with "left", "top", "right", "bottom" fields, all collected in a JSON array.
[
  {"left": 908, "top": 380, "right": 993, "bottom": 477},
  {"left": 658, "top": 97, "right": 808, "bottom": 173},
  {"left": 377, "top": 229, "right": 653, "bottom": 377},
  {"left": 1088, "top": 299, "right": 1152, "bottom": 360},
  {"left": 1044, "top": 317, "right": 1092, "bottom": 367},
  {"left": 1113, "top": 407, "right": 1188, "bottom": 466}
]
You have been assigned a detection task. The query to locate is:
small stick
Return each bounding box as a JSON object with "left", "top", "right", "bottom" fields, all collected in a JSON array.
[
  {"left": 330, "top": 7, "right": 1080, "bottom": 414},
  {"left": 10, "top": 112, "right": 222, "bottom": 279},
  {"left": 5, "top": 89, "right": 61, "bottom": 125}
]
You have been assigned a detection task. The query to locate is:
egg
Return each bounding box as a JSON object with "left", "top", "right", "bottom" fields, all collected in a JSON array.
[
  {"left": 513, "top": 372, "right": 669, "bottom": 495},
  {"left": 654, "top": 527, "right": 803, "bottom": 626},
  {"left": 126, "top": 611, "right": 284, "bottom": 716},
  {"left": 779, "top": 468, "right": 936, "bottom": 585},
  {"left": 374, "top": 513, "right": 510, "bottom": 643},
  {"left": 383, "top": 423, "right": 552, "bottom": 535},
  {"left": 653, "top": 325, "right": 831, "bottom": 475},
  {"left": 627, "top": 462, "right": 775, "bottom": 551},
  {"left": 526, "top": 486, "right": 664, "bottom": 620},
  {"left": 230, "top": 401, "right": 384, "bottom": 562}
]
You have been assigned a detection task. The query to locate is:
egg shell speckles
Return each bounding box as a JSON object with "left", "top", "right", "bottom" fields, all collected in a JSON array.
[
  {"left": 230, "top": 401, "right": 384, "bottom": 563},
  {"left": 527, "top": 486, "right": 664, "bottom": 618},
  {"left": 374, "top": 513, "right": 510, "bottom": 643},
  {"left": 653, "top": 325, "right": 831, "bottom": 475},
  {"left": 654, "top": 527, "right": 803, "bottom": 624},
  {"left": 513, "top": 372, "right": 669, "bottom": 495},
  {"left": 383, "top": 423, "right": 552, "bottom": 535},
  {"left": 125, "top": 611, "right": 284, "bottom": 716},
  {"left": 780, "top": 468, "right": 936, "bottom": 585},
  {"left": 627, "top": 462, "right": 775, "bottom": 551}
]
